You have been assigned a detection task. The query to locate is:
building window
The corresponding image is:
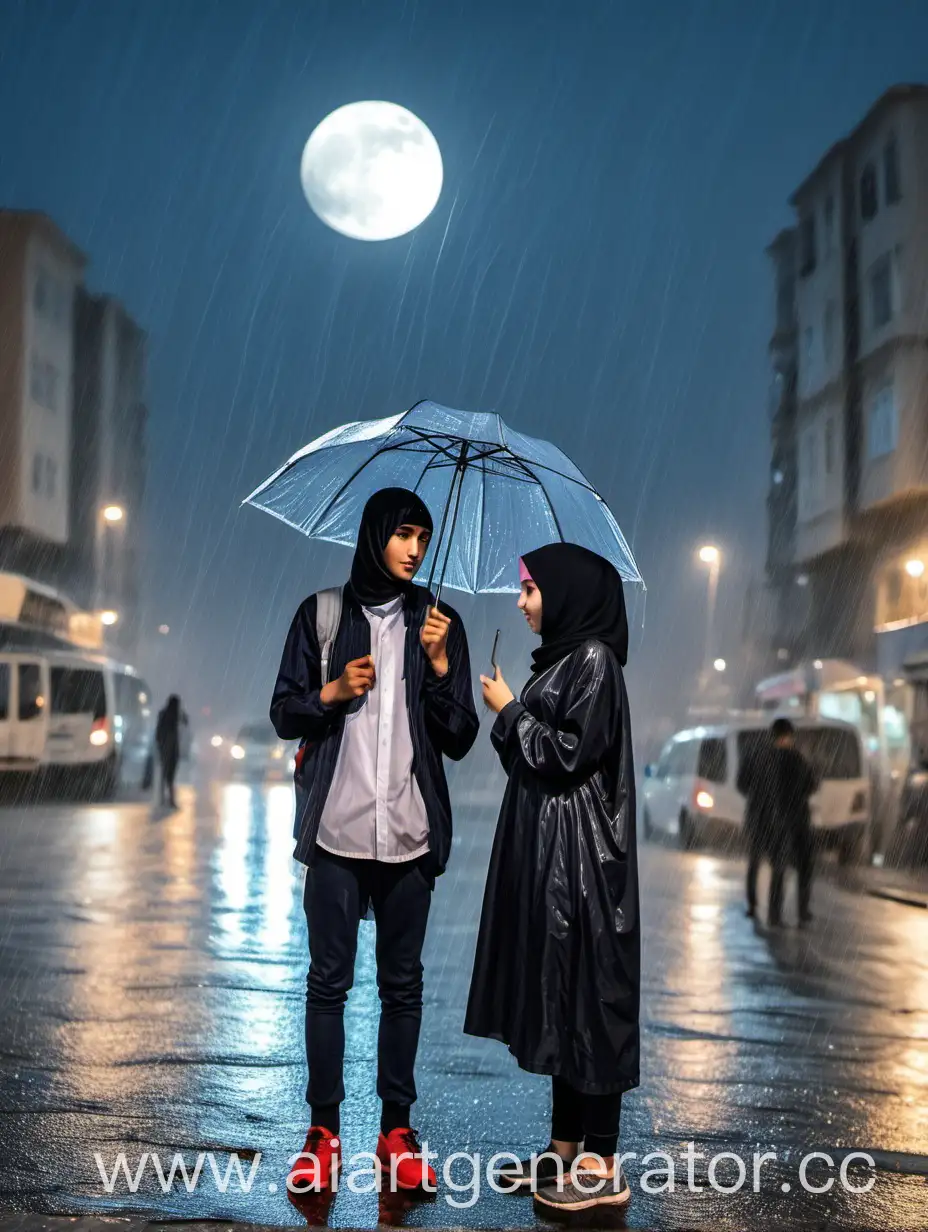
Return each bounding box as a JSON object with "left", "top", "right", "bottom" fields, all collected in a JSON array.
[
  {"left": 799, "top": 424, "right": 821, "bottom": 519},
  {"left": 28, "top": 354, "right": 60, "bottom": 412},
  {"left": 799, "top": 214, "right": 816, "bottom": 275},
  {"left": 803, "top": 326, "right": 814, "bottom": 373},
  {"left": 868, "top": 383, "right": 897, "bottom": 459},
  {"left": 884, "top": 135, "right": 901, "bottom": 204},
  {"left": 44, "top": 457, "right": 57, "bottom": 499},
  {"left": 824, "top": 416, "right": 835, "bottom": 474},
  {"left": 33, "top": 267, "right": 49, "bottom": 315},
  {"left": 32, "top": 454, "right": 43, "bottom": 493},
  {"left": 823, "top": 300, "right": 837, "bottom": 364},
  {"left": 870, "top": 255, "right": 894, "bottom": 329},
  {"left": 823, "top": 194, "right": 835, "bottom": 256},
  {"left": 860, "top": 163, "right": 878, "bottom": 221}
]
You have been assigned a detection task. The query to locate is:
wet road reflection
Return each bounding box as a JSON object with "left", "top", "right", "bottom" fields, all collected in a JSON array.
[{"left": 0, "top": 779, "right": 926, "bottom": 1228}]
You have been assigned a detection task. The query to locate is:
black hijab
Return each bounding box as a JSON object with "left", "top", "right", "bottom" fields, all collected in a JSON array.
[
  {"left": 521, "top": 542, "right": 628, "bottom": 673},
  {"left": 348, "top": 487, "right": 434, "bottom": 607}
]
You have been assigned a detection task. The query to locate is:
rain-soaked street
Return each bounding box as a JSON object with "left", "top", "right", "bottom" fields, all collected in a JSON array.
[{"left": 0, "top": 774, "right": 926, "bottom": 1231}]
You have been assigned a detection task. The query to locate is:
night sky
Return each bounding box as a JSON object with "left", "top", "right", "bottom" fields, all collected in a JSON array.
[{"left": 2, "top": 0, "right": 927, "bottom": 743}]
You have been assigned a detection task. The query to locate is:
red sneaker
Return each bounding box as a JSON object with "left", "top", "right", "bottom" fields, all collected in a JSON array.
[
  {"left": 287, "top": 1126, "right": 342, "bottom": 1193},
  {"left": 376, "top": 1127, "right": 437, "bottom": 1192}
]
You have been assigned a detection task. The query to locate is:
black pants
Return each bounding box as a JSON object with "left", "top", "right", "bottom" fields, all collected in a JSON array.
[
  {"left": 769, "top": 831, "right": 815, "bottom": 922},
  {"left": 747, "top": 831, "right": 814, "bottom": 922},
  {"left": 159, "top": 752, "right": 178, "bottom": 805},
  {"left": 303, "top": 847, "right": 433, "bottom": 1119},
  {"left": 550, "top": 1076, "right": 622, "bottom": 1158}
]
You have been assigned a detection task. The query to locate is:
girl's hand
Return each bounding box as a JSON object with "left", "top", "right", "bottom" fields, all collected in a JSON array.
[{"left": 480, "top": 666, "right": 515, "bottom": 714}]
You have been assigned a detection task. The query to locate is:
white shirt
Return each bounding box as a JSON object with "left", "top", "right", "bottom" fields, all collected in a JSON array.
[{"left": 316, "top": 595, "right": 430, "bottom": 863}]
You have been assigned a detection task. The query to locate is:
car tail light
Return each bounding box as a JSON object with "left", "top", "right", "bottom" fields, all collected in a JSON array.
[
  {"left": 851, "top": 790, "right": 867, "bottom": 814},
  {"left": 90, "top": 718, "right": 109, "bottom": 747},
  {"left": 695, "top": 789, "right": 714, "bottom": 811}
]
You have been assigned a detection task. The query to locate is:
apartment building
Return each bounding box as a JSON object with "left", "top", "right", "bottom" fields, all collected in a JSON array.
[
  {"left": 767, "top": 85, "right": 928, "bottom": 678},
  {"left": 0, "top": 211, "right": 85, "bottom": 569}
]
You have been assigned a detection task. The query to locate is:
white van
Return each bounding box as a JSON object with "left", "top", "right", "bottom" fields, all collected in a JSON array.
[
  {"left": 640, "top": 716, "right": 871, "bottom": 864},
  {"left": 0, "top": 646, "right": 153, "bottom": 799}
]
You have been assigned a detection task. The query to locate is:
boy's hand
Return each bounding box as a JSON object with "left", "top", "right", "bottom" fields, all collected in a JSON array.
[
  {"left": 421, "top": 606, "right": 451, "bottom": 677},
  {"left": 321, "top": 655, "right": 376, "bottom": 705},
  {"left": 479, "top": 666, "right": 515, "bottom": 714}
]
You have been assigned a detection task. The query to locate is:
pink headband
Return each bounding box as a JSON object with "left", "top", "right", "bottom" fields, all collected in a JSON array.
[{"left": 518, "top": 557, "right": 533, "bottom": 584}]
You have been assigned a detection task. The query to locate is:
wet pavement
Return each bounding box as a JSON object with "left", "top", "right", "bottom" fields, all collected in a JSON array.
[{"left": 0, "top": 772, "right": 926, "bottom": 1230}]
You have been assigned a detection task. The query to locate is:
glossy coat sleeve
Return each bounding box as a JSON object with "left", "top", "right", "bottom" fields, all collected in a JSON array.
[
  {"left": 423, "top": 607, "right": 479, "bottom": 761},
  {"left": 492, "top": 642, "right": 619, "bottom": 781},
  {"left": 270, "top": 596, "right": 343, "bottom": 741}
]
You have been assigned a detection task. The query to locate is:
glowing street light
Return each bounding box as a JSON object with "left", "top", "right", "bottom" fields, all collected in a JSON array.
[
  {"left": 713, "top": 658, "right": 727, "bottom": 673},
  {"left": 99, "top": 610, "right": 119, "bottom": 626},
  {"left": 158, "top": 624, "right": 170, "bottom": 635},
  {"left": 210, "top": 735, "right": 224, "bottom": 748},
  {"left": 95, "top": 504, "right": 127, "bottom": 615},
  {"left": 697, "top": 544, "right": 722, "bottom": 688},
  {"left": 905, "top": 558, "right": 925, "bottom": 579}
]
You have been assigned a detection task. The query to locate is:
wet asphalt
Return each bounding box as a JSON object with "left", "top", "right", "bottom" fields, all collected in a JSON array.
[{"left": 0, "top": 770, "right": 926, "bottom": 1230}]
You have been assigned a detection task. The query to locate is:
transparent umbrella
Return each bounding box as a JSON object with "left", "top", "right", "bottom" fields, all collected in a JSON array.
[{"left": 244, "top": 399, "right": 643, "bottom": 596}]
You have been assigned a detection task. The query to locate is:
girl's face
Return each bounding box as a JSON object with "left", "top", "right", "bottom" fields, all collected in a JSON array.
[
  {"left": 517, "top": 579, "right": 542, "bottom": 634},
  {"left": 383, "top": 522, "right": 432, "bottom": 581}
]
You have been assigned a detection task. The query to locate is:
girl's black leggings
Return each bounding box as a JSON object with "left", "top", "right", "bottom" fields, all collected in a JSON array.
[{"left": 551, "top": 1075, "right": 622, "bottom": 1159}]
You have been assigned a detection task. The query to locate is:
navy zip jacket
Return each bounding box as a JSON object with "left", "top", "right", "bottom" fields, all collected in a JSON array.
[{"left": 270, "top": 583, "right": 479, "bottom": 874}]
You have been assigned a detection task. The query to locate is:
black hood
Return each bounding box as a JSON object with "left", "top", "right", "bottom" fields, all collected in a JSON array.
[
  {"left": 348, "top": 487, "right": 433, "bottom": 607},
  {"left": 522, "top": 542, "right": 628, "bottom": 673}
]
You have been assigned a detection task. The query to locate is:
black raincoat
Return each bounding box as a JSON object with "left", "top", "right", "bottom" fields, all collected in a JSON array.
[{"left": 464, "top": 638, "right": 641, "bottom": 1095}]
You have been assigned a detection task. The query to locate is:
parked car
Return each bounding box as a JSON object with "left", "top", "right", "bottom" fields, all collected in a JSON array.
[
  {"left": 228, "top": 722, "right": 296, "bottom": 782},
  {"left": 640, "top": 715, "right": 871, "bottom": 864},
  {"left": 0, "top": 645, "right": 153, "bottom": 800},
  {"left": 886, "top": 650, "right": 928, "bottom": 868}
]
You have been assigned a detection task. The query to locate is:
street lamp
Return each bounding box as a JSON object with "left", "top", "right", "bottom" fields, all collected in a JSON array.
[
  {"left": 713, "top": 658, "right": 726, "bottom": 673},
  {"left": 94, "top": 503, "right": 126, "bottom": 617},
  {"left": 905, "top": 558, "right": 925, "bottom": 578},
  {"left": 100, "top": 610, "right": 119, "bottom": 626},
  {"left": 697, "top": 544, "right": 722, "bottom": 688}
]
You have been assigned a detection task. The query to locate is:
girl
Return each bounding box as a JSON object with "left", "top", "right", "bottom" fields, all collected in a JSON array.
[{"left": 465, "top": 542, "right": 640, "bottom": 1213}]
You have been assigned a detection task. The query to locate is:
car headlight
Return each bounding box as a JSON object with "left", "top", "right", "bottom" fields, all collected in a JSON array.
[{"left": 230, "top": 745, "right": 245, "bottom": 760}]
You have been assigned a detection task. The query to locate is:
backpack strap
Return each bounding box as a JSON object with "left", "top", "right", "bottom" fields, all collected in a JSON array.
[{"left": 315, "top": 586, "right": 344, "bottom": 686}]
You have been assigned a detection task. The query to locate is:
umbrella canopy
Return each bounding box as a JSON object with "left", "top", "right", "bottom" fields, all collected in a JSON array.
[{"left": 244, "top": 400, "right": 642, "bottom": 594}]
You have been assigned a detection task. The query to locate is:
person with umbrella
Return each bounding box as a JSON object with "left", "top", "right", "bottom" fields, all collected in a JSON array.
[
  {"left": 466, "top": 543, "right": 640, "bottom": 1214},
  {"left": 270, "top": 488, "right": 479, "bottom": 1196}
]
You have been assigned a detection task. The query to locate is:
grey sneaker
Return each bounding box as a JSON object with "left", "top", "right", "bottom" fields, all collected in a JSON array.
[
  {"left": 494, "top": 1149, "right": 573, "bottom": 1192},
  {"left": 534, "top": 1166, "right": 631, "bottom": 1212}
]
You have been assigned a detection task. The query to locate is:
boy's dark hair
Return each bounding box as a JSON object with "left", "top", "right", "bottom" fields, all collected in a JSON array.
[{"left": 771, "top": 717, "right": 795, "bottom": 739}]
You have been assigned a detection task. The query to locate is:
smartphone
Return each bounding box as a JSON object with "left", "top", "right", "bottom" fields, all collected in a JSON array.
[{"left": 490, "top": 628, "right": 501, "bottom": 672}]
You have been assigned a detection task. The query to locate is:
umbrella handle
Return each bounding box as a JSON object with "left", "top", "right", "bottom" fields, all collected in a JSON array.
[{"left": 426, "top": 440, "right": 469, "bottom": 605}]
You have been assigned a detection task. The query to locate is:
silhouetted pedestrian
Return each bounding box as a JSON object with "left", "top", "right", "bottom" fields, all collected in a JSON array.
[
  {"left": 738, "top": 717, "right": 819, "bottom": 926},
  {"left": 155, "top": 695, "right": 186, "bottom": 809}
]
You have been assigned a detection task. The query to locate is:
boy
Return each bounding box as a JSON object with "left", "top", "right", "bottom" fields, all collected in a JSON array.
[{"left": 270, "top": 487, "right": 478, "bottom": 1194}]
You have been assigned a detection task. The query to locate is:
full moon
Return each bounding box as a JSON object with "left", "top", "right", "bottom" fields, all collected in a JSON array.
[{"left": 300, "top": 101, "right": 443, "bottom": 242}]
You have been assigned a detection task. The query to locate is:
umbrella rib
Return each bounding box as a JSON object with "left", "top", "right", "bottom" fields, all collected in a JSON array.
[{"left": 516, "top": 460, "right": 567, "bottom": 542}]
